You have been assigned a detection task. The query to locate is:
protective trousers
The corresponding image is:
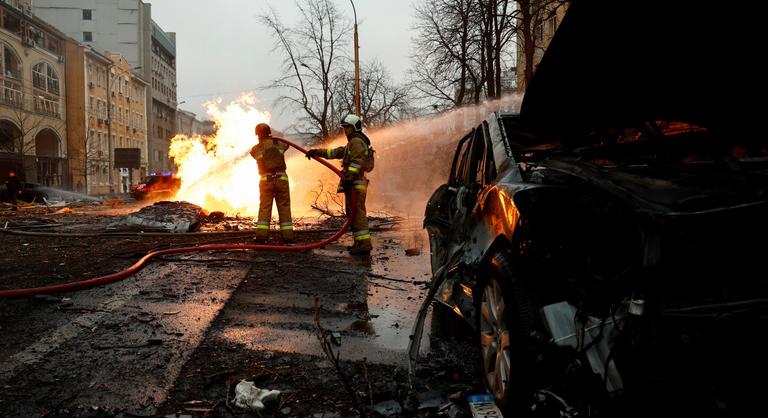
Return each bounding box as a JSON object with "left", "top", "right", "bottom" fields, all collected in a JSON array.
[
  {"left": 256, "top": 174, "right": 293, "bottom": 240},
  {"left": 345, "top": 179, "right": 371, "bottom": 251}
]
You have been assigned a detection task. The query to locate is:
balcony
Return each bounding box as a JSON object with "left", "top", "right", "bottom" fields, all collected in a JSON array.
[{"left": 1, "top": 81, "right": 23, "bottom": 108}]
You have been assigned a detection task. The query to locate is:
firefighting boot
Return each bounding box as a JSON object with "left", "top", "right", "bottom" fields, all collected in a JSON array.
[
  {"left": 348, "top": 239, "right": 372, "bottom": 255},
  {"left": 253, "top": 228, "right": 269, "bottom": 243},
  {"left": 281, "top": 230, "right": 295, "bottom": 243}
]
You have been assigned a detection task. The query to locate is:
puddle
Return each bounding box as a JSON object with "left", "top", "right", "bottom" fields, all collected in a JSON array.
[{"left": 364, "top": 218, "right": 433, "bottom": 356}]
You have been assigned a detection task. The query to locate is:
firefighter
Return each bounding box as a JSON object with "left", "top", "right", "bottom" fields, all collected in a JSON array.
[
  {"left": 250, "top": 123, "right": 294, "bottom": 242},
  {"left": 4, "top": 170, "right": 23, "bottom": 211},
  {"left": 306, "top": 114, "right": 374, "bottom": 255}
]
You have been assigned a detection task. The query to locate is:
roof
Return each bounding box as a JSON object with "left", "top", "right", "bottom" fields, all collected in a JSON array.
[{"left": 150, "top": 20, "right": 176, "bottom": 56}]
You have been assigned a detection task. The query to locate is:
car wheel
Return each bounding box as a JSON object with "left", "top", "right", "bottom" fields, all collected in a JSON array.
[{"left": 478, "top": 251, "right": 539, "bottom": 413}]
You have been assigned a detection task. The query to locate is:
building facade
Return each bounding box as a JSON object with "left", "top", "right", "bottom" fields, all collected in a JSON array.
[
  {"left": 149, "top": 20, "right": 176, "bottom": 172},
  {"left": 515, "top": 2, "right": 567, "bottom": 91},
  {"left": 64, "top": 40, "right": 148, "bottom": 195},
  {"left": 33, "top": 0, "right": 176, "bottom": 175},
  {"left": 0, "top": 2, "right": 68, "bottom": 187},
  {"left": 105, "top": 52, "right": 148, "bottom": 193}
]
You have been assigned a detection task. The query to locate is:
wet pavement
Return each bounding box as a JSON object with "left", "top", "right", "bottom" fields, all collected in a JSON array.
[{"left": 0, "top": 204, "right": 475, "bottom": 417}]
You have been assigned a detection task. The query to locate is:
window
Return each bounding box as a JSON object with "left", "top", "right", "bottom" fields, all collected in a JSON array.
[
  {"left": 82, "top": 9, "right": 92, "bottom": 20},
  {"left": 2, "top": 45, "right": 22, "bottom": 80},
  {"left": 89, "top": 96, "right": 94, "bottom": 114},
  {"left": 32, "top": 62, "right": 60, "bottom": 95},
  {"left": 83, "top": 32, "right": 93, "bottom": 42},
  {"left": 2, "top": 12, "right": 21, "bottom": 35}
]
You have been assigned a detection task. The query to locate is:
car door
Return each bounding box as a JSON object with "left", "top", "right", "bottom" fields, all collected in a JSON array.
[{"left": 425, "top": 125, "right": 494, "bottom": 271}]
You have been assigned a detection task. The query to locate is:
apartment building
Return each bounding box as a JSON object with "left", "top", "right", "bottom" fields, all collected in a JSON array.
[
  {"left": 34, "top": 0, "right": 176, "bottom": 175},
  {"left": 0, "top": 1, "right": 68, "bottom": 186},
  {"left": 64, "top": 41, "right": 147, "bottom": 195}
]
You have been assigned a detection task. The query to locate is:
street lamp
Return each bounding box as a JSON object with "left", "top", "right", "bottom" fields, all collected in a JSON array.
[{"left": 350, "top": 0, "right": 360, "bottom": 117}]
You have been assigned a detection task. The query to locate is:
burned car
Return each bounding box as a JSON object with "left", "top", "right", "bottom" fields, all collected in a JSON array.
[
  {"left": 423, "top": 1, "right": 766, "bottom": 416},
  {"left": 131, "top": 172, "right": 181, "bottom": 200}
]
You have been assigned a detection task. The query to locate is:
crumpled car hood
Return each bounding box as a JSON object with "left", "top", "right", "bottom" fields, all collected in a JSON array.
[
  {"left": 520, "top": 0, "right": 762, "bottom": 142},
  {"left": 532, "top": 158, "right": 768, "bottom": 214}
]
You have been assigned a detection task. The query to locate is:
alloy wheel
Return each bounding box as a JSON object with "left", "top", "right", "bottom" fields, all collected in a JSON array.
[{"left": 480, "top": 278, "right": 512, "bottom": 401}]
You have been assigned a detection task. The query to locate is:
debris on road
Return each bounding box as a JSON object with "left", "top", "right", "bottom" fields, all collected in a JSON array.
[
  {"left": 108, "top": 201, "right": 206, "bottom": 232},
  {"left": 373, "top": 399, "right": 403, "bottom": 417},
  {"left": 232, "top": 380, "right": 281, "bottom": 411}
]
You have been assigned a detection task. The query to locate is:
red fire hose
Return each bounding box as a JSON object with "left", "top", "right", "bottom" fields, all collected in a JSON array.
[{"left": 0, "top": 137, "right": 352, "bottom": 299}]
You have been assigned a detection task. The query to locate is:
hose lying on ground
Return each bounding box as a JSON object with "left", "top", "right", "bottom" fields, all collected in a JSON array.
[{"left": 0, "top": 137, "right": 353, "bottom": 299}]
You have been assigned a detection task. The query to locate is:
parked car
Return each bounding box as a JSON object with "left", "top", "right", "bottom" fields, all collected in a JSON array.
[
  {"left": 424, "top": 1, "right": 766, "bottom": 417},
  {"left": 131, "top": 172, "right": 181, "bottom": 200},
  {"left": 0, "top": 181, "right": 51, "bottom": 203}
]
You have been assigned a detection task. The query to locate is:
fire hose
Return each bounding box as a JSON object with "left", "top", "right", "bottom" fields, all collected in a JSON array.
[{"left": 0, "top": 137, "right": 353, "bottom": 299}]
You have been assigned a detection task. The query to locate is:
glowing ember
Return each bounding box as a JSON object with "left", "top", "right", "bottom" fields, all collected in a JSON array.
[{"left": 169, "top": 93, "right": 271, "bottom": 215}]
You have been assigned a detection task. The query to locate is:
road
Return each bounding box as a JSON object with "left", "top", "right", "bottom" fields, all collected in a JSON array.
[{"left": 0, "top": 202, "right": 479, "bottom": 417}]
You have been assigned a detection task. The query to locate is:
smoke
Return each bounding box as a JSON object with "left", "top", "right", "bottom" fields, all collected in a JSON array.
[{"left": 285, "top": 94, "right": 522, "bottom": 218}]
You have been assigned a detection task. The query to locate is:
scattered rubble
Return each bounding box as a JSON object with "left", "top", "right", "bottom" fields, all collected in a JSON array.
[{"left": 108, "top": 201, "right": 207, "bottom": 232}]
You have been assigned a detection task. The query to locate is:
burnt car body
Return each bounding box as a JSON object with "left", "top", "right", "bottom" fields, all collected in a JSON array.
[
  {"left": 131, "top": 173, "right": 180, "bottom": 200},
  {"left": 424, "top": 1, "right": 766, "bottom": 416}
]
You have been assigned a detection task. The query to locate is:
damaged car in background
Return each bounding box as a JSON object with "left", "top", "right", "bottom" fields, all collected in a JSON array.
[{"left": 419, "top": 1, "right": 766, "bottom": 417}]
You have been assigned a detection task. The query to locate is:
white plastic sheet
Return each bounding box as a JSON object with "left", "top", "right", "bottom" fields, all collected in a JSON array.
[{"left": 233, "top": 380, "right": 281, "bottom": 411}]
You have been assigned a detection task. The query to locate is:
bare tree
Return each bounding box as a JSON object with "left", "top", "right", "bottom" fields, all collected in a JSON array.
[
  {"left": 515, "top": 0, "right": 567, "bottom": 90},
  {"left": 261, "top": 0, "right": 350, "bottom": 143},
  {"left": 475, "top": 0, "right": 516, "bottom": 99},
  {"left": 334, "top": 60, "right": 409, "bottom": 128},
  {"left": 410, "top": 0, "right": 480, "bottom": 109},
  {"left": 409, "top": 0, "right": 566, "bottom": 109}
]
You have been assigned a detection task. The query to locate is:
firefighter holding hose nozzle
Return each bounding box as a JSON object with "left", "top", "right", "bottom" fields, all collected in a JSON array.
[
  {"left": 250, "top": 123, "right": 294, "bottom": 242},
  {"left": 306, "top": 114, "right": 375, "bottom": 255}
]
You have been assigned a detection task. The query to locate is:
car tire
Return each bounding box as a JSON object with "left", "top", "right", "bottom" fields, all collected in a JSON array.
[{"left": 477, "top": 250, "right": 540, "bottom": 414}]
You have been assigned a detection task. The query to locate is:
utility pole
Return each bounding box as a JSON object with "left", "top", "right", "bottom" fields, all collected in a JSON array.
[{"left": 350, "top": 0, "right": 360, "bottom": 117}]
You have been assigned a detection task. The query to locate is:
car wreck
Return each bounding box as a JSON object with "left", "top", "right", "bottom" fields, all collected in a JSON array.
[{"left": 416, "top": 1, "right": 767, "bottom": 416}]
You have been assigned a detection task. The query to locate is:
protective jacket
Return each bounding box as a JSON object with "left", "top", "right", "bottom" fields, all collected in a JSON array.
[
  {"left": 312, "top": 132, "right": 374, "bottom": 252},
  {"left": 250, "top": 136, "right": 293, "bottom": 240},
  {"left": 250, "top": 137, "right": 288, "bottom": 175},
  {"left": 323, "top": 132, "right": 374, "bottom": 187}
]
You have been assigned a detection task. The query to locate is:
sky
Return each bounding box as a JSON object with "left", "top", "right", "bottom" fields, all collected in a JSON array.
[{"left": 149, "top": 0, "right": 415, "bottom": 131}]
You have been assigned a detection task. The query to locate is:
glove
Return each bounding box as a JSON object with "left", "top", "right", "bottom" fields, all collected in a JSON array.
[{"left": 306, "top": 149, "right": 320, "bottom": 160}]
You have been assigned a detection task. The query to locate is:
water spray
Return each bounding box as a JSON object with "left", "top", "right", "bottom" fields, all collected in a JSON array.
[{"left": 0, "top": 138, "right": 355, "bottom": 299}]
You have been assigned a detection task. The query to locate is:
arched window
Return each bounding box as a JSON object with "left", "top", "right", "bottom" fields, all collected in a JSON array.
[
  {"left": 32, "top": 62, "right": 60, "bottom": 95},
  {"left": 1, "top": 45, "right": 21, "bottom": 80},
  {"left": 1, "top": 45, "right": 23, "bottom": 108}
]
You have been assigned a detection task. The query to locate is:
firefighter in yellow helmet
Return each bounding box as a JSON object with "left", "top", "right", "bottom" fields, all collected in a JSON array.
[
  {"left": 306, "top": 114, "right": 374, "bottom": 255},
  {"left": 250, "top": 123, "right": 294, "bottom": 242}
]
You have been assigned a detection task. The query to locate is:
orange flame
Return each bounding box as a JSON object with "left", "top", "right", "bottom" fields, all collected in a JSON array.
[{"left": 169, "top": 93, "right": 271, "bottom": 215}]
